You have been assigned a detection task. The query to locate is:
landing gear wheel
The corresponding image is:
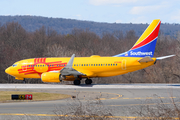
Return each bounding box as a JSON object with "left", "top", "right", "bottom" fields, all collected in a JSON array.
[
  {"left": 85, "top": 79, "right": 92, "bottom": 85},
  {"left": 74, "top": 80, "right": 81, "bottom": 85},
  {"left": 23, "top": 79, "right": 26, "bottom": 84}
]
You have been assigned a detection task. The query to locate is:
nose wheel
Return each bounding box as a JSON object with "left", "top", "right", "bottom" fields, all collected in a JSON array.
[{"left": 85, "top": 79, "right": 92, "bottom": 85}]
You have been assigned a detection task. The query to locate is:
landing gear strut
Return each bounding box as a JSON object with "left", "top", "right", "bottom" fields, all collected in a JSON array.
[
  {"left": 85, "top": 79, "right": 92, "bottom": 85},
  {"left": 74, "top": 80, "right": 81, "bottom": 85},
  {"left": 23, "top": 79, "right": 26, "bottom": 84}
]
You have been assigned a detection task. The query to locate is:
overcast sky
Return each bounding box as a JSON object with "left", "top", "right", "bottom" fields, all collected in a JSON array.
[{"left": 0, "top": 0, "right": 180, "bottom": 24}]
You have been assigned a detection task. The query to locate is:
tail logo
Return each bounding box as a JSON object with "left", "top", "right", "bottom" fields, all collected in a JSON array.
[
  {"left": 130, "top": 51, "right": 153, "bottom": 56},
  {"left": 114, "top": 19, "right": 161, "bottom": 58}
]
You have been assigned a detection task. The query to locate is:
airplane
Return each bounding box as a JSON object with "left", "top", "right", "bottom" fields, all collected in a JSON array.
[{"left": 5, "top": 19, "right": 175, "bottom": 85}]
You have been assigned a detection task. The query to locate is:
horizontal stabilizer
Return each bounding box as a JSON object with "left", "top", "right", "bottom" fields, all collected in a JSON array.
[
  {"left": 156, "top": 55, "right": 175, "bottom": 60},
  {"left": 138, "top": 56, "right": 154, "bottom": 63}
]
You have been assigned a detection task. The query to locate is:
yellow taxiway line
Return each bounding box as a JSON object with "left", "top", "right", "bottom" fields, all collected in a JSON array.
[{"left": 0, "top": 113, "right": 179, "bottom": 119}]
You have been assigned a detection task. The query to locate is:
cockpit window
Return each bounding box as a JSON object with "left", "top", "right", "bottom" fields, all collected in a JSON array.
[{"left": 12, "top": 64, "right": 17, "bottom": 67}]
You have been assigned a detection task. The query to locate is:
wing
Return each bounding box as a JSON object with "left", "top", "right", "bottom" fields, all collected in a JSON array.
[{"left": 60, "top": 54, "right": 85, "bottom": 76}]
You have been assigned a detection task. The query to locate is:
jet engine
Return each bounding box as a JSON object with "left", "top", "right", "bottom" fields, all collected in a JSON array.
[{"left": 41, "top": 72, "right": 61, "bottom": 83}]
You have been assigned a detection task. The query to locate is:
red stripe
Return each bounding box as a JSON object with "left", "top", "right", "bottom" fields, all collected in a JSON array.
[
  {"left": 18, "top": 68, "right": 32, "bottom": 71},
  {"left": 42, "top": 58, "right": 46, "bottom": 63},
  {"left": 34, "top": 58, "right": 37, "bottom": 64},
  {"left": 131, "top": 22, "right": 160, "bottom": 50},
  {"left": 36, "top": 58, "right": 38, "bottom": 63},
  {"left": 19, "top": 70, "right": 35, "bottom": 74},
  {"left": 47, "top": 61, "right": 64, "bottom": 64}
]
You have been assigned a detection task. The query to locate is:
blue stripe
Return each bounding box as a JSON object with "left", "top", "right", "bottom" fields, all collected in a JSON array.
[{"left": 114, "top": 38, "right": 157, "bottom": 57}]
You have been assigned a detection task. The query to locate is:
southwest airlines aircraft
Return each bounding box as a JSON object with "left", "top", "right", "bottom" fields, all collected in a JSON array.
[{"left": 5, "top": 19, "right": 175, "bottom": 85}]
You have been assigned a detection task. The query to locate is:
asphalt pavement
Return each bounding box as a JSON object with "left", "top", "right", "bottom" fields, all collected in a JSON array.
[{"left": 0, "top": 84, "right": 180, "bottom": 119}]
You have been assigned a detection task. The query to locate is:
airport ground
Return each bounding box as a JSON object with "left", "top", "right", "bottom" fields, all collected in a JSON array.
[{"left": 0, "top": 84, "right": 180, "bottom": 119}]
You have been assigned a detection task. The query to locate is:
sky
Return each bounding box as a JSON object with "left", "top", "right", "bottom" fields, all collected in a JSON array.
[{"left": 0, "top": 0, "right": 180, "bottom": 24}]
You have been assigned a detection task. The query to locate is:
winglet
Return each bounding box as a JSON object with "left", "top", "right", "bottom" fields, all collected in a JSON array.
[
  {"left": 156, "top": 55, "right": 175, "bottom": 60},
  {"left": 60, "top": 54, "right": 86, "bottom": 76},
  {"left": 66, "top": 54, "right": 75, "bottom": 68}
]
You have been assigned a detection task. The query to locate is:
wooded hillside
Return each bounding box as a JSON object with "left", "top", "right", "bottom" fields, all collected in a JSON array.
[
  {"left": 0, "top": 22, "right": 179, "bottom": 84},
  {"left": 0, "top": 15, "right": 180, "bottom": 37}
]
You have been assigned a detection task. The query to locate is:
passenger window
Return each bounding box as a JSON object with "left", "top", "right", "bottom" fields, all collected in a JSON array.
[
  {"left": 108, "top": 64, "right": 110, "bottom": 66},
  {"left": 82, "top": 64, "right": 83, "bottom": 66},
  {"left": 116, "top": 64, "right": 117, "bottom": 66},
  {"left": 91, "top": 64, "right": 93, "bottom": 66}
]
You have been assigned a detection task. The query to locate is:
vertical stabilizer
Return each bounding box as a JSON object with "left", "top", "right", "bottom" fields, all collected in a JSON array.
[{"left": 114, "top": 19, "right": 161, "bottom": 57}]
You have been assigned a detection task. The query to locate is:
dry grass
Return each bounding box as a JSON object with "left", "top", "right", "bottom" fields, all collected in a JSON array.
[{"left": 0, "top": 91, "right": 71, "bottom": 103}]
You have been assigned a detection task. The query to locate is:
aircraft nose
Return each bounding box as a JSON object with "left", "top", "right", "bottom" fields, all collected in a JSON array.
[{"left": 5, "top": 67, "right": 11, "bottom": 75}]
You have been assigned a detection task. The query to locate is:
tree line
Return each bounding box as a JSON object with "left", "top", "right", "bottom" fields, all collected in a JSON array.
[
  {"left": 1, "top": 16, "right": 180, "bottom": 37},
  {"left": 0, "top": 22, "right": 179, "bottom": 84}
]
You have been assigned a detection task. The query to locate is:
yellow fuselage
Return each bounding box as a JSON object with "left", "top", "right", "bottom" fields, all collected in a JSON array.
[{"left": 5, "top": 56, "right": 156, "bottom": 81}]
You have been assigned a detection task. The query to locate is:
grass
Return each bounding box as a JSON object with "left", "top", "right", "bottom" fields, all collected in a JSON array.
[{"left": 0, "top": 91, "right": 71, "bottom": 103}]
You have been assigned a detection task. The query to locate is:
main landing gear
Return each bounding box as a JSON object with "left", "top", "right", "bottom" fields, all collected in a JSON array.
[
  {"left": 85, "top": 79, "right": 92, "bottom": 85},
  {"left": 73, "top": 79, "right": 93, "bottom": 85},
  {"left": 23, "top": 79, "right": 26, "bottom": 84},
  {"left": 74, "top": 80, "right": 81, "bottom": 85}
]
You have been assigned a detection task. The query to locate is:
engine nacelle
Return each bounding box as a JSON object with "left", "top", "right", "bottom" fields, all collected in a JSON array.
[{"left": 41, "top": 72, "right": 61, "bottom": 83}]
